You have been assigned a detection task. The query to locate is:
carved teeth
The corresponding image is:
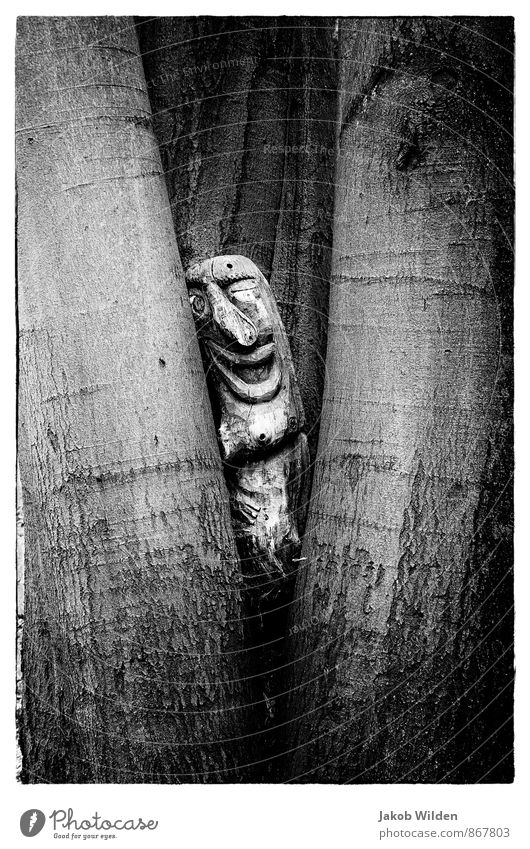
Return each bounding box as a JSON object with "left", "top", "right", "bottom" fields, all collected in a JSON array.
[
  {"left": 208, "top": 348, "right": 282, "bottom": 403},
  {"left": 206, "top": 339, "right": 275, "bottom": 366}
]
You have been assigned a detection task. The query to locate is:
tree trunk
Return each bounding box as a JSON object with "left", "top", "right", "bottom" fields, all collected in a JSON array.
[
  {"left": 283, "top": 17, "right": 513, "bottom": 783},
  {"left": 138, "top": 17, "right": 338, "bottom": 779},
  {"left": 17, "top": 15, "right": 254, "bottom": 783},
  {"left": 137, "top": 16, "right": 337, "bottom": 462}
]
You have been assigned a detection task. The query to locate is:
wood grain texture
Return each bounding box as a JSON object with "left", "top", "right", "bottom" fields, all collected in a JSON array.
[
  {"left": 17, "top": 16, "right": 255, "bottom": 783},
  {"left": 282, "top": 17, "right": 513, "bottom": 783}
]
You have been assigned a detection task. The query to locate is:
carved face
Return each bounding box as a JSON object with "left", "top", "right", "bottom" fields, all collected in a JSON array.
[
  {"left": 187, "top": 256, "right": 283, "bottom": 403},
  {"left": 186, "top": 255, "right": 304, "bottom": 460}
]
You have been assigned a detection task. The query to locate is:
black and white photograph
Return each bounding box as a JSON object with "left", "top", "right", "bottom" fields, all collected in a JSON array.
[{"left": 12, "top": 6, "right": 520, "bottom": 827}]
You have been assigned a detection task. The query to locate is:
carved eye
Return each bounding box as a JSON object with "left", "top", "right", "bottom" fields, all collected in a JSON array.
[
  {"left": 227, "top": 280, "right": 258, "bottom": 302},
  {"left": 189, "top": 293, "right": 206, "bottom": 316}
]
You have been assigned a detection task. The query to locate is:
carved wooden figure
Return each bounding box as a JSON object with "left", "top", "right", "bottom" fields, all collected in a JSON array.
[{"left": 186, "top": 255, "right": 309, "bottom": 592}]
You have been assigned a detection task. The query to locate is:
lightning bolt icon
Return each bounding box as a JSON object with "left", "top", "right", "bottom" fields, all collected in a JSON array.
[{"left": 28, "top": 812, "right": 37, "bottom": 833}]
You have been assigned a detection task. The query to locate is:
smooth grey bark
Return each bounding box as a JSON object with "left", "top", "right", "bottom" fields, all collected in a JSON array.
[
  {"left": 17, "top": 15, "right": 255, "bottom": 783},
  {"left": 282, "top": 17, "right": 513, "bottom": 783}
]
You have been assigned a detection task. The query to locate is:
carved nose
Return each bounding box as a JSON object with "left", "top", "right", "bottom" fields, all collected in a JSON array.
[{"left": 205, "top": 280, "right": 258, "bottom": 347}]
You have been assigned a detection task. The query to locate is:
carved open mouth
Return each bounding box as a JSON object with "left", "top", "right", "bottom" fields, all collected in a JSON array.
[{"left": 206, "top": 339, "right": 282, "bottom": 403}]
